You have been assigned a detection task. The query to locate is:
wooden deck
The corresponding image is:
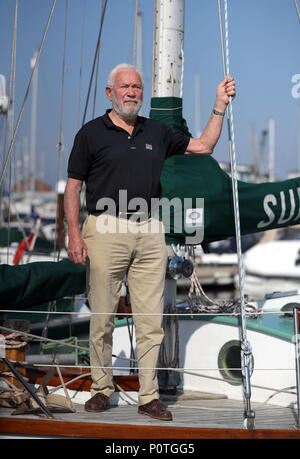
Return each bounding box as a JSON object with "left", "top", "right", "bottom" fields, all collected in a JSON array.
[{"left": 1, "top": 396, "right": 300, "bottom": 439}]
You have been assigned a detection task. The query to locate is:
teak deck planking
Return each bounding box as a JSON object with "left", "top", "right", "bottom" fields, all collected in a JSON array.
[{"left": 1, "top": 398, "right": 300, "bottom": 439}]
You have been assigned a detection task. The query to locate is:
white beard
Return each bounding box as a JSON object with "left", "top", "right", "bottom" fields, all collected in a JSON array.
[{"left": 111, "top": 91, "right": 142, "bottom": 121}]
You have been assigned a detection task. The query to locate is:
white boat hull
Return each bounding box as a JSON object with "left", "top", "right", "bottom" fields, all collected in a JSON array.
[
  {"left": 244, "top": 273, "right": 300, "bottom": 299},
  {"left": 243, "top": 241, "right": 300, "bottom": 298},
  {"left": 178, "top": 319, "right": 296, "bottom": 407},
  {"left": 110, "top": 311, "right": 297, "bottom": 408}
]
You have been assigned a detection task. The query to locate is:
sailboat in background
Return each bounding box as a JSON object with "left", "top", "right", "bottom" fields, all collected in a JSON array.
[{"left": 1, "top": 0, "right": 300, "bottom": 437}]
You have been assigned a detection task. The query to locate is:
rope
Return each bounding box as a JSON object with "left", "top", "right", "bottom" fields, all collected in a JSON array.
[
  {"left": 48, "top": 378, "right": 296, "bottom": 411},
  {"left": 0, "top": 325, "right": 137, "bottom": 364},
  {"left": 171, "top": 244, "right": 261, "bottom": 318},
  {"left": 48, "top": 372, "right": 91, "bottom": 393},
  {"left": 0, "top": 0, "right": 57, "bottom": 189},
  {"left": 1, "top": 331, "right": 28, "bottom": 350},
  {"left": 0, "top": 330, "right": 296, "bottom": 404},
  {"left": 0, "top": 308, "right": 265, "bottom": 317},
  {"left": 218, "top": 0, "right": 254, "bottom": 386},
  {"left": 29, "top": 363, "right": 296, "bottom": 372},
  {"left": 34, "top": 370, "right": 297, "bottom": 399}
]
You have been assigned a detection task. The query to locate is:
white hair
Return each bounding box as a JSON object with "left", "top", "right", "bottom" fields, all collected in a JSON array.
[{"left": 107, "top": 63, "right": 144, "bottom": 88}]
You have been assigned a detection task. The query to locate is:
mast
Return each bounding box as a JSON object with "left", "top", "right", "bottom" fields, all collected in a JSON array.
[
  {"left": 298, "top": 105, "right": 300, "bottom": 173},
  {"left": 135, "top": 12, "right": 143, "bottom": 73},
  {"left": 153, "top": 0, "right": 185, "bottom": 393},
  {"left": 0, "top": 75, "right": 9, "bottom": 170},
  {"left": 152, "top": 0, "right": 185, "bottom": 98},
  {"left": 251, "top": 125, "right": 259, "bottom": 180},
  {"left": 0, "top": 75, "right": 9, "bottom": 225},
  {"left": 134, "top": 10, "right": 143, "bottom": 115},
  {"left": 0, "top": 75, "right": 9, "bottom": 115},
  {"left": 268, "top": 117, "right": 275, "bottom": 181},
  {"left": 30, "top": 51, "right": 38, "bottom": 194},
  {"left": 194, "top": 72, "right": 201, "bottom": 137}
]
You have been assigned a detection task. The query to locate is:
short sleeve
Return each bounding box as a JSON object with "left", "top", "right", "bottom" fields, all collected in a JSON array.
[
  {"left": 67, "top": 128, "right": 91, "bottom": 181},
  {"left": 162, "top": 125, "right": 190, "bottom": 159}
]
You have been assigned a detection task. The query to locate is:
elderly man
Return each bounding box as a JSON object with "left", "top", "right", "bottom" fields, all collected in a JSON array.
[{"left": 64, "top": 63, "right": 235, "bottom": 421}]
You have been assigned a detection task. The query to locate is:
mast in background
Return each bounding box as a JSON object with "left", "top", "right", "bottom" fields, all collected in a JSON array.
[
  {"left": 268, "top": 117, "right": 275, "bottom": 181},
  {"left": 194, "top": 72, "right": 201, "bottom": 137},
  {"left": 30, "top": 51, "right": 38, "bottom": 194},
  {"left": 133, "top": 8, "right": 144, "bottom": 115},
  {"left": 0, "top": 75, "right": 9, "bottom": 115},
  {"left": 0, "top": 74, "right": 9, "bottom": 225},
  {"left": 298, "top": 105, "right": 300, "bottom": 173},
  {"left": 136, "top": 12, "right": 143, "bottom": 73}
]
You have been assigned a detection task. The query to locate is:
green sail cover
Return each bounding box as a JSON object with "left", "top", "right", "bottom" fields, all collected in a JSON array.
[
  {"left": 0, "top": 259, "right": 86, "bottom": 310},
  {"left": 151, "top": 97, "right": 300, "bottom": 244}
]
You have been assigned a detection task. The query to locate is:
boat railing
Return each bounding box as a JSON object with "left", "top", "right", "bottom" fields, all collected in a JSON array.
[{"left": 1, "top": 304, "right": 300, "bottom": 430}]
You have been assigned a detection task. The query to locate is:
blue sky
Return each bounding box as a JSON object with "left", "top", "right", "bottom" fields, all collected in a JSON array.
[{"left": 0, "top": 0, "right": 299, "bottom": 188}]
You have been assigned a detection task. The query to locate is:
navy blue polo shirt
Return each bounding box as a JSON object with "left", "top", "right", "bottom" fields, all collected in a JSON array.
[{"left": 67, "top": 110, "right": 190, "bottom": 213}]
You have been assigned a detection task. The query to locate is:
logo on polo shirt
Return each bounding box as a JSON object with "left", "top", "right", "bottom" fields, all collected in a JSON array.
[{"left": 145, "top": 144, "right": 152, "bottom": 150}]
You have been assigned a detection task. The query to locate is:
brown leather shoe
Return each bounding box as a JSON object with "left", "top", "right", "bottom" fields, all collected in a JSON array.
[
  {"left": 138, "top": 399, "right": 172, "bottom": 421},
  {"left": 84, "top": 393, "right": 110, "bottom": 412}
]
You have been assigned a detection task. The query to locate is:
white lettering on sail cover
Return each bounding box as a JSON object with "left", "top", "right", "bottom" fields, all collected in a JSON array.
[
  {"left": 257, "top": 187, "right": 300, "bottom": 229},
  {"left": 291, "top": 74, "right": 300, "bottom": 99}
]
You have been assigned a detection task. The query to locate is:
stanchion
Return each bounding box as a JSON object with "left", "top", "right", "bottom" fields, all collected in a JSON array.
[
  {"left": 1, "top": 356, "right": 54, "bottom": 419},
  {"left": 293, "top": 306, "right": 300, "bottom": 428}
]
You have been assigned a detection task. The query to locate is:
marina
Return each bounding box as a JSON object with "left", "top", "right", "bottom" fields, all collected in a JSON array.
[{"left": 1, "top": 0, "right": 300, "bottom": 441}]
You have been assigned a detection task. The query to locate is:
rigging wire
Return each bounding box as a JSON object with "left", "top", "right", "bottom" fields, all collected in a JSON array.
[
  {"left": 92, "top": 0, "right": 106, "bottom": 119},
  {"left": 6, "top": 0, "right": 18, "bottom": 263},
  {"left": 77, "top": 0, "right": 86, "bottom": 130},
  {"left": 0, "top": 324, "right": 137, "bottom": 364},
  {"left": 294, "top": 0, "right": 300, "bottom": 22},
  {"left": 82, "top": 0, "right": 108, "bottom": 126},
  {"left": 56, "top": 0, "right": 68, "bottom": 186},
  {"left": 0, "top": 307, "right": 264, "bottom": 316},
  {"left": 217, "top": 0, "right": 255, "bottom": 427},
  {"left": 133, "top": 0, "right": 139, "bottom": 66},
  {"left": 0, "top": 0, "right": 57, "bottom": 190},
  {"left": 54, "top": 0, "right": 68, "bottom": 261},
  {"left": 217, "top": 0, "right": 250, "bottom": 353}
]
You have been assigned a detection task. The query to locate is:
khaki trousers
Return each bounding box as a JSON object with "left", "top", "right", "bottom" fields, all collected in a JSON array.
[{"left": 83, "top": 214, "right": 168, "bottom": 405}]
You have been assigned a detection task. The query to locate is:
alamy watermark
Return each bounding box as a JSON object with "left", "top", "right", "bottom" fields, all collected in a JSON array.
[
  {"left": 94, "top": 190, "right": 204, "bottom": 245},
  {"left": 291, "top": 74, "right": 300, "bottom": 99}
]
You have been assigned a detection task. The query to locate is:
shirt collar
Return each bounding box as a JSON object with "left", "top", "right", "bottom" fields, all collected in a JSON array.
[{"left": 101, "top": 109, "right": 145, "bottom": 132}]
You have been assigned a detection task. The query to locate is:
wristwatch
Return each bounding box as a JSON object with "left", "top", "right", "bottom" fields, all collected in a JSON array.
[{"left": 213, "top": 108, "right": 225, "bottom": 116}]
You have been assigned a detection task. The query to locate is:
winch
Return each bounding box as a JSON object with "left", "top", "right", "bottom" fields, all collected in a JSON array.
[{"left": 166, "top": 256, "right": 193, "bottom": 279}]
